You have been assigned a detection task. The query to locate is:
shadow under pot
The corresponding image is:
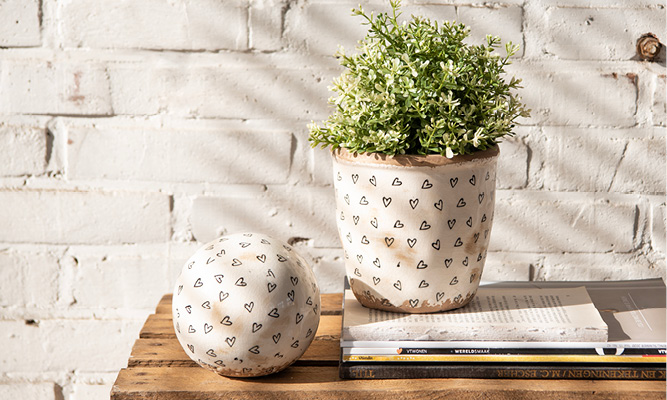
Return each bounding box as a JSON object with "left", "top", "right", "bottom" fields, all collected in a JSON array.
[{"left": 332, "top": 146, "right": 499, "bottom": 313}]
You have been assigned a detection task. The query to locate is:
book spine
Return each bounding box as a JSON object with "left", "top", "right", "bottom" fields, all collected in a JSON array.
[
  {"left": 339, "top": 363, "right": 667, "bottom": 380},
  {"left": 343, "top": 354, "right": 666, "bottom": 363}
]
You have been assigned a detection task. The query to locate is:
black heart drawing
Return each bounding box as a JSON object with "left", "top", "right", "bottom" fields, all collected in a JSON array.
[
  {"left": 373, "top": 276, "right": 381, "bottom": 285},
  {"left": 454, "top": 237, "right": 463, "bottom": 247},
  {"left": 474, "top": 232, "right": 480, "bottom": 243},
  {"left": 466, "top": 217, "right": 473, "bottom": 227},
  {"left": 291, "top": 276, "right": 299, "bottom": 286},
  {"left": 354, "top": 268, "right": 362, "bottom": 277},
  {"left": 340, "top": 212, "right": 345, "bottom": 221},
  {"left": 420, "top": 221, "right": 431, "bottom": 230},
  {"left": 454, "top": 294, "right": 463, "bottom": 303},
  {"left": 216, "top": 250, "right": 225, "bottom": 257},
  {"left": 352, "top": 174, "right": 359, "bottom": 183},
  {"left": 268, "top": 308, "right": 280, "bottom": 318},
  {"left": 432, "top": 239, "right": 441, "bottom": 250},
  {"left": 267, "top": 269, "right": 276, "bottom": 278},
  {"left": 369, "top": 176, "right": 377, "bottom": 186},
  {"left": 434, "top": 200, "right": 443, "bottom": 211},
  {"left": 257, "top": 254, "right": 267, "bottom": 263},
  {"left": 178, "top": 285, "right": 183, "bottom": 294},
  {"left": 206, "top": 257, "right": 215, "bottom": 264},
  {"left": 407, "top": 238, "right": 417, "bottom": 248},
  {"left": 261, "top": 239, "right": 271, "bottom": 245},
  {"left": 393, "top": 281, "right": 402, "bottom": 290},
  {"left": 478, "top": 193, "right": 485, "bottom": 204},
  {"left": 344, "top": 194, "right": 350, "bottom": 205},
  {"left": 421, "top": 179, "right": 433, "bottom": 189},
  {"left": 194, "top": 278, "right": 203, "bottom": 288},
  {"left": 296, "top": 313, "right": 303, "bottom": 324},
  {"left": 392, "top": 177, "right": 402, "bottom": 186},
  {"left": 361, "top": 236, "right": 370, "bottom": 244},
  {"left": 243, "top": 233, "right": 253, "bottom": 237},
  {"left": 353, "top": 216, "right": 360, "bottom": 225},
  {"left": 416, "top": 260, "right": 428, "bottom": 269},
  {"left": 470, "top": 273, "right": 477, "bottom": 283},
  {"left": 206, "top": 244, "right": 215, "bottom": 250},
  {"left": 409, "top": 299, "right": 419, "bottom": 308},
  {"left": 252, "top": 323, "right": 262, "bottom": 333},
  {"left": 445, "top": 258, "right": 453, "bottom": 268},
  {"left": 188, "top": 261, "right": 195, "bottom": 269},
  {"left": 202, "top": 301, "right": 211, "bottom": 309},
  {"left": 373, "top": 258, "right": 381, "bottom": 268},
  {"left": 462, "top": 257, "right": 469, "bottom": 266},
  {"left": 450, "top": 177, "right": 458, "bottom": 188},
  {"left": 291, "top": 340, "right": 299, "bottom": 348},
  {"left": 219, "top": 291, "right": 229, "bottom": 301},
  {"left": 214, "top": 360, "right": 225, "bottom": 366},
  {"left": 450, "top": 276, "right": 459, "bottom": 285},
  {"left": 436, "top": 292, "right": 445, "bottom": 301},
  {"left": 306, "top": 328, "right": 313, "bottom": 337},
  {"left": 346, "top": 233, "right": 352, "bottom": 243},
  {"left": 240, "top": 242, "right": 251, "bottom": 248},
  {"left": 394, "top": 220, "right": 404, "bottom": 228},
  {"left": 306, "top": 296, "right": 313, "bottom": 305},
  {"left": 275, "top": 352, "right": 284, "bottom": 358},
  {"left": 214, "top": 274, "right": 224, "bottom": 283},
  {"left": 185, "top": 305, "right": 192, "bottom": 314},
  {"left": 287, "top": 290, "right": 295, "bottom": 302},
  {"left": 383, "top": 197, "right": 392, "bottom": 207},
  {"left": 409, "top": 198, "right": 419, "bottom": 209},
  {"left": 469, "top": 174, "right": 476, "bottom": 186},
  {"left": 235, "top": 277, "right": 247, "bottom": 287},
  {"left": 273, "top": 333, "right": 281, "bottom": 344},
  {"left": 457, "top": 198, "right": 466, "bottom": 208},
  {"left": 385, "top": 237, "right": 395, "bottom": 247},
  {"left": 481, "top": 214, "right": 487, "bottom": 223},
  {"left": 244, "top": 302, "right": 254, "bottom": 313},
  {"left": 486, "top": 171, "right": 490, "bottom": 180},
  {"left": 356, "top": 254, "right": 363, "bottom": 263},
  {"left": 188, "top": 325, "right": 196, "bottom": 333},
  {"left": 477, "top": 253, "right": 483, "bottom": 262},
  {"left": 187, "top": 344, "right": 195, "bottom": 353},
  {"left": 206, "top": 349, "right": 217, "bottom": 357},
  {"left": 220, "top": 316, "right": 232, "bottom": 326},
  {"left": 267, "top": 282, "right": 277, "bottom": 293},
  {"left": 359, "top": 196, "right": 369, "bottom": 205},
  {"left": 231, "top": 258, "right": 242, "bottom": 266},
  {"left": 204, "top": 323, "right": 213, "bottom": 334},
  {"left": 418, "top": 280, "right": 429, "bottom": 288},
  {"left": 448, "top": 219, "right": 456, "bottom": 229},
  {"left": 370, "top": 217, "right": 378, "bottom": 228},
  {"left": 485, "top": 229, "right": 489, "bottom": 238},
  {"left": 249, "top": 346, "right": 260, "bottom": 354}
]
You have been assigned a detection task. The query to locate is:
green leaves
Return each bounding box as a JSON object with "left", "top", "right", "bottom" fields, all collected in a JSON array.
[{"left": 308, "top": 0, "right": 530, "bottom": 157}]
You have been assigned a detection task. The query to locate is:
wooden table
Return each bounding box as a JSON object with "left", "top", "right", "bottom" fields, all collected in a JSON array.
[{"left": 111, "top": 293, "right": 666, "bottom": 399}]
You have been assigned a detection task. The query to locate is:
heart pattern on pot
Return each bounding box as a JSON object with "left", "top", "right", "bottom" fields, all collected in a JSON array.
[
  {"left": 172, "top": 233, "right": 321, "bottom": 377},
  {"left": 333, "top": 151, "right": 498, "bottom": 313}
]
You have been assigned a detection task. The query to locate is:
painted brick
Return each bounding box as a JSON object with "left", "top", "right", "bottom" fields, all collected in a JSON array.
[
  {"left": 0, "top": 61, "right": 113, "bottom": 116},
  {"left": 0, "top": 190, "right": 170, "bottom": 244},
  {"left": 610, "top": 135, "right": 666, "bottom": 194},
  {"left": 483, "top": 252, "right": 533, "bottom": 281},
  {"left": 61, "top": 0, "right": 248, "bottom": 51},
  {"left": 0, "top": 319, "right": 143, "bottom": 372},
  {"left": 652, "top": 202, "right": 666, "bottom": 254},
  {"left": 108, "top": 65, "right": 332, "bottom": 120},
  {"left": 454, "top": 5, "right": 524, "bottom": 55},
  {"left": 250, "top": 0, "right": 286, "bottom": 51},
  {"left": 67, "top": 124, "right": 293, "bottom": 184},
  {"left": 306, "top": 247, "right": 346, "bottom": 293},
  {"left": 0, "top": 0, "right": 41, "bottom": 47},
  {"left": 543, "top": 8, "right": 665, "bottom": 60},
  {"left": 538, "top": 252, "right": 665, "bottom": 281},
  {"left": 490, "top": 192, "right": 637, "bottom": 253},
  {"left": 0, "top": 125, "right": 46, "bottom": 177},
  {"left": 0, "top": 250, "right": 60, "bottom": 308},
  {"left": 191, "top": 187, "right": 338, "bottom": 248},
  {"left": 0, "top": 383, "right": 55, "bottom": 400},
  {"left": 514, "top": 65, "right": 637, "bottom": 127},
  {"left": 70, "top": 252, "right": 170, "bottom": 309},
  {"left": 69, "top": 382, "right": 114, "bottom": 400},
  {"left": 653, "top": 75, "right": 666, "bottom": 126},
  {"left": 496, "top": 133, "right": 529, "bottom": 189}
]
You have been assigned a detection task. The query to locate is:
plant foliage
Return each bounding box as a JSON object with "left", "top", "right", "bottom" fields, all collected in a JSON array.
[{"left": 308, "top": 0, "right": 530, "bottom": 157}]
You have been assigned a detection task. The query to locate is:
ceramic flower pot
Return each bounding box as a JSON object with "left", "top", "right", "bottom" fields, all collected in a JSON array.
[{"left": 332, "top": 146, "right": 499, "bottom": 313}]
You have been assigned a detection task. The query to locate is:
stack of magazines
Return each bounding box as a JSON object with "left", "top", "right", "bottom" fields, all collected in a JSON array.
[{"left": 340, "top": 278, "right": 666, "bottom": 380}]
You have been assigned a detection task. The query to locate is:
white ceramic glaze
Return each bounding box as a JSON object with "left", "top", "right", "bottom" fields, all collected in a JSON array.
[
  {"left": 172, "top": 232, "right": 321, "bottom": 377},
  {"left": 332, "top": 147, "right": 499, "bottom": 313}
]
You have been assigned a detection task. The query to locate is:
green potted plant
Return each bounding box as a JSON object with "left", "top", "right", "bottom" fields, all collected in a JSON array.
[{"left": 309, "top": 0, "right": 529, "bottom": 313}]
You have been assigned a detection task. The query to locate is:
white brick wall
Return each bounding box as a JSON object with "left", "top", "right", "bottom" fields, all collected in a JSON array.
[{"left": 0, "top": 0, "right": 664, "bottom": 398}]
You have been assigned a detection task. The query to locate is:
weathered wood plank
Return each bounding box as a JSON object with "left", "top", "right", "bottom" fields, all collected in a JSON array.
[
  {"left": 155, "top": 293, "right": 343, "bottom": 316},
  {"left": 111, "top": 366, "right": 667, "bottom": 400}
]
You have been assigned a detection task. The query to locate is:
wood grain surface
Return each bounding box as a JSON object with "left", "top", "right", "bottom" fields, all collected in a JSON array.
[{"left": 111, "top": 293, "right": 667, "bottom": 400}]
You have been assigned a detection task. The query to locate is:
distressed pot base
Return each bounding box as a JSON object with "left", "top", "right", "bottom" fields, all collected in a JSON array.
[{"left": 349, "top": 278, "right": 478, "bottom": 314}]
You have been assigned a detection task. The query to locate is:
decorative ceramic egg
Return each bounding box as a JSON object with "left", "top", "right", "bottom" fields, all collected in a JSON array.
[{"left": 172, "top": 232, "right": 321, "bottom": 377}]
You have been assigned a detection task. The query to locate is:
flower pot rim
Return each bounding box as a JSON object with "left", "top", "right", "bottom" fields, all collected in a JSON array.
[{"left": 332, "top": 146, "right": 499, "bottom": 167}]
